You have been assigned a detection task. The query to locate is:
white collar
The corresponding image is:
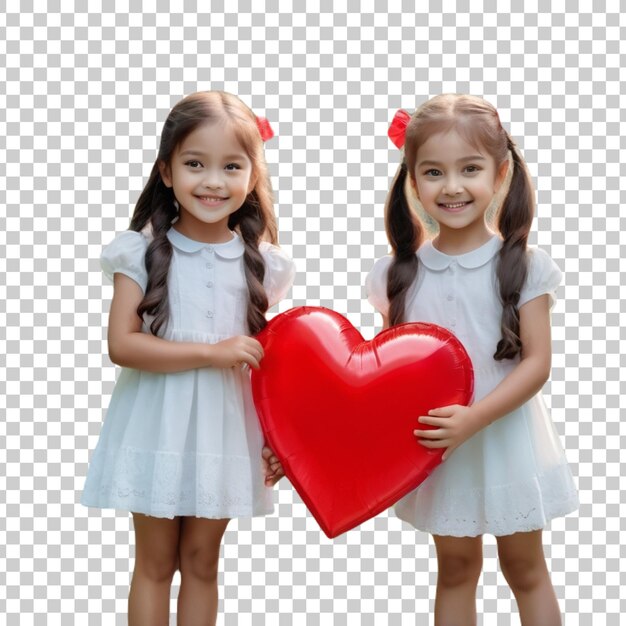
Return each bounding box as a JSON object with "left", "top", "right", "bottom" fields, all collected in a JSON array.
[
  {"left": 418, "top": 235, "right": 501, "bottom": 270},
  {"left": 166, "top": 228, "right": 245, "bottom": 259}
]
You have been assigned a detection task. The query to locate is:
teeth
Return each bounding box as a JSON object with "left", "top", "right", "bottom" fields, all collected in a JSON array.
[
  {"left": 441, "top": 202, "right": 467, "bottom": 208},
  {"left": 200, "top": 196, "right": 225, "bottom": 201}
]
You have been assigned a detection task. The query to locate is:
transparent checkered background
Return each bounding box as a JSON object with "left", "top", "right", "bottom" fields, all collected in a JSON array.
[{"left": 1, "top": 2, "right": 624, "bottom": 624}]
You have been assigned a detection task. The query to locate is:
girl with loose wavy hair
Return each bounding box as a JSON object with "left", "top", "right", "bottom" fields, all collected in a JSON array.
[
  {"left": 367, "top": 94, "right": 578, "bottom": 624},
  {"left": 81, "top": 91, "right": 295, "bottom": 625}
]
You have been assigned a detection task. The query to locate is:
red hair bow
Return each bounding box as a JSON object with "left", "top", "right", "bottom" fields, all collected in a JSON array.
[
  {"left": 388, "top": 109, "right": 411, "bottom": 149},
  {"left": 256, "top": 116, "right": 274, "bottom": 142}
]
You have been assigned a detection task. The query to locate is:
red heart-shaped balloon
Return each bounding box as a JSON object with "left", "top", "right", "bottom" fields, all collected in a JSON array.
[{"left": 252, "top": 307, "right": 474, "bottom": 538}]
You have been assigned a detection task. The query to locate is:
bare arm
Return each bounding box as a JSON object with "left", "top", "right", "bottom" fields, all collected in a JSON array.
[
  {"left": 107, "top": 273, "right": 263, "bottom": 373},
  {"left": 414, "top": 294, "right": 553, "bottom": 459},
  {"left": 462, "top": 294, "right": 552, "bottom": 426}
]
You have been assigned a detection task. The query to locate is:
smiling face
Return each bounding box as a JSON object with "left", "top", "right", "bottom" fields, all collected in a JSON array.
[
  {"left": 411, "top": 128, "right": 508, "bottom": 248},
  {"left": 159, "top": 121, "right": 254, "bottom": 243}
]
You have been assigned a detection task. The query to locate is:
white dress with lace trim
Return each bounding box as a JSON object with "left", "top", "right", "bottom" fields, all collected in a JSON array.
[
  {"left": 366, "top": 235, "right": 578, "bottom": 537},
  {"left": 81, "top": 228, "right": 296, "bottom": 519}
]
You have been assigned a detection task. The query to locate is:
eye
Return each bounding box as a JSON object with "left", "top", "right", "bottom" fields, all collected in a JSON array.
[
  {"left": 464, "top": 165, "right": 481, "bottom": 174},
  {"left": 185, "top": 160, "right": 202, "bottom": 169},
  {"left": 225, "top": 163, "right": 241, "bottom": 171},
  {"left": 424, "top": 168, "right": 442, "bottom": 177}
]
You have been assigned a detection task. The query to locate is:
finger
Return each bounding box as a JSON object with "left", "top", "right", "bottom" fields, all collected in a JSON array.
[
  {"left": 242, "top": 353, "right": 261, "bottom": 370},
  {"left": 442, "top": 446, "right": 456, "bottom": 461},
  {"left": 247, "top": 342, "right": 264, "bottom": 364},
  {"left": 246, "top": 337, "right": 264, "bottom": 357},
  {"left": 417, "top": 415, "right": 446, "bottom": 426},
  {"left": 417, "top": 438, "right": 449, "bottom": 449},
  {"left": 414, "top": 428, "right": 445, "bottom": 440},
  {"left": 428, "top": 405, "right": 456, "bottom": 417}
]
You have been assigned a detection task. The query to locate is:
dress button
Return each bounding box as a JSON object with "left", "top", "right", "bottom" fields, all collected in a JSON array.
[
  {"left": 206, "top": 281, "right": 213, "bottom": 288},
  {"left": 450, "top": 320, "right": 456, "bottom": 326},
  {"left": 207, "top": 246, "right": 214, "bottom": 253},
  {"left": 206, "top": 262, "right": 213, "bottom": 269},
  {"left": 447, "top": 294, "right": 454, "bottom": 301},
  {"left": 206, "top": 311, "right": 214, "bottom": 318}
]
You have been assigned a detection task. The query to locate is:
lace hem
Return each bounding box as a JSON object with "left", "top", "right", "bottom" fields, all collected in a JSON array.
[
  {"left": 395, "top": 462, "right": 579, "bottom": 537},
  {"left": 81, "top": 445, "right": 273, "bottom": 519}
]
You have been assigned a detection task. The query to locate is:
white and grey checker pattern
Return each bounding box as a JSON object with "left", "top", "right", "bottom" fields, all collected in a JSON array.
[{"left": 1, "top": 3, "right": 624, "bottom": 624}]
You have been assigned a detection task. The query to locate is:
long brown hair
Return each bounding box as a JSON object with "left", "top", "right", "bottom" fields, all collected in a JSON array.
[
  {"left": 385, "top": 94, "right": 535, "bottom": 360},
  {"left": 129, "top": 91, "right": 278, "bottom": 336}
]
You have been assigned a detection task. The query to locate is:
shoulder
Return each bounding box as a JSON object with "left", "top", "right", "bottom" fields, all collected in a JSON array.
[
  {"left": 259, "top": 241, "right": 296, "bottom": 307},
  {"left": 519, "top": 246, "right": 562, "bottom": 309},
  {"left": 259, "top": 240, "right": 293, "bottom": 262},
  {"left": 259, "top": 240, "right": 296, "bottom": 276},
  {"left": 100, "top": 230, "right": 151, "bottom": 292},
  {"left": 366, "top": 255, "right": 393, "bottom": 282},
  {"left": 525, "top": 246, "right": 562, "bottom": 283},
  {"left": 103, "top": 230, "right": 151, "bottom": 256},
  {"left": 365, "top": 255, "right": 394, "bottom": 315}
]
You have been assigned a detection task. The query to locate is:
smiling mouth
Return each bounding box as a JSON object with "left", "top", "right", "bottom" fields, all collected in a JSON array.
[
  {"left": 197, "top": 195, "right": 228, "bottom": 202},
  {"left": 439, "top": 201, "right": 470, "bottom": 209}
]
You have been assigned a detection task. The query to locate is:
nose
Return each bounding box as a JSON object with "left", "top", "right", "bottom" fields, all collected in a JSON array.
[
  {"left": 202, "top": 168, "right": 223, "bottom": 189},
  {"left": 442, "top": 175, "right": 463, "bottom": 196}
]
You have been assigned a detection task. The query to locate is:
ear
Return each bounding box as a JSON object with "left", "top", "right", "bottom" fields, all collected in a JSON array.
[
  {"left": 494, "top": 159, "right": 509, "bottom": 193},
  {"left": 158, "top": 160, "right": 172, "bottom": 188}
]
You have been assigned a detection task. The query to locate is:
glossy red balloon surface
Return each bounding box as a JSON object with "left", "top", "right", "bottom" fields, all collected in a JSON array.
[{"left": 251, "top": 306, "right": 474, "bottom": 538}]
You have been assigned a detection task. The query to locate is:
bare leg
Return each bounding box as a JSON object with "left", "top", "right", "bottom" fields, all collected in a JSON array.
[
  {"left": 177, "top": 517, "right": 230, "bottom": 626},
  {"left": 128, "top": 513, "right": 181, "bottom": 626},
  {"left": 433, "top": 534, "right": 483, "bottom": 626},
  {"left": 497, "top": 530, "right": 561, "bottom": 626}
]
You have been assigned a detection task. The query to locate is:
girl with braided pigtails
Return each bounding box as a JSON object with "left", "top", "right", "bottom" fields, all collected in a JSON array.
[
  {"left": 366, "top": 94, "right": 578, "bottom": 624},
  {"left": 81, "top": 91, "right": 294, "bottom": 625}
]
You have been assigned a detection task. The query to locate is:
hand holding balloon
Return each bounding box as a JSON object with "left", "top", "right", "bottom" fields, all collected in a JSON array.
[
  {"left": 251, "top": 306, "right": 474, "bottom": 538},
  {"left": 415, "top": 404, "right": 483, "bottom": 461},
  {"left": 262, "top": 445, "right": 284, "bottom": 486}
]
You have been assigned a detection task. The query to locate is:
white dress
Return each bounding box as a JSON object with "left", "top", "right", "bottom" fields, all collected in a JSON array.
[
  {"left": 81, "top": 228, "right": 295, "bottom": 519},
  {"left": 366, "top": 235, "right": 578, "bottom": 537}
]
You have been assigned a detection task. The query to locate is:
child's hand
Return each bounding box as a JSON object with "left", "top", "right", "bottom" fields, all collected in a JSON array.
[
  {"left": 262, "top": 445, "right": 284, "bottom": 487},
  {"left": 208, "top": 336, "right": 264, "bottom": 369},
  {"left": 413, "top": 404, "right": 483, "bottom": 461}
]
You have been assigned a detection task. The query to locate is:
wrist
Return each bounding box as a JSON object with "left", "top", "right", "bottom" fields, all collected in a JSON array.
[
  {"left": 202, "top": 343, "right": 217, "bottom": 367},
  {"left": 467, "top": 403, "right": 494, "bottom": 430}
]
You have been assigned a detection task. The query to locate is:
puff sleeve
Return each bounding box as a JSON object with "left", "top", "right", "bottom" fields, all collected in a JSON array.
[
  {"left": 518, "top": 247, "right": 563, "bottom": 310},
  {"left": 100, "top": 230, "right": 150, "bottom": 293},
  {"left": 260, "top": 242, "right": 296, "bottom": 308},
  {"left": 365, "top": 256, "right": 392, "bottom": 317}
]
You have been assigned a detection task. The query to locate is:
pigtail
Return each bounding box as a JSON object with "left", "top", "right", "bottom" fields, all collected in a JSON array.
[
  {"left": 385, "top": 162, "right": 423, "bottom": 326},
  {"left": 130, "top": 163, "right": 177, "bottom": 336},
  {"left": 127, "top": 90, "right": 279, "bottom": 337},
  {"left": 494, "top": 135, "right": 535, "bottom": 360},
  {"left": 229, "top": 190, "right": 271, "bottom": 335}
]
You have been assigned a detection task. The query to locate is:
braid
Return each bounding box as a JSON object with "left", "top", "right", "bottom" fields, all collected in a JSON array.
[
  {"left": 494, "top": 134, "right": 535, "bottom": 360},
  {"left": 128, "top": 91, "right": 279, "bottom": 337},
  {"left": 230, "top": 191, "right": 270, "bottom": 335},
  {"left": 131, "top": 166, "right": 177, "bottom": 336},
  {"left": 385, "top": 162, "right": 422, "bottom": 326}
]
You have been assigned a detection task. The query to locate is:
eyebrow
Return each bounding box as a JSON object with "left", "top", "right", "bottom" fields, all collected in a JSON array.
[
  {"left": 178, "top": 150, "right": 247, "bottom": 160},
  {"left": 418, "top": 155, "right": 487, "bottom": 167}
]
